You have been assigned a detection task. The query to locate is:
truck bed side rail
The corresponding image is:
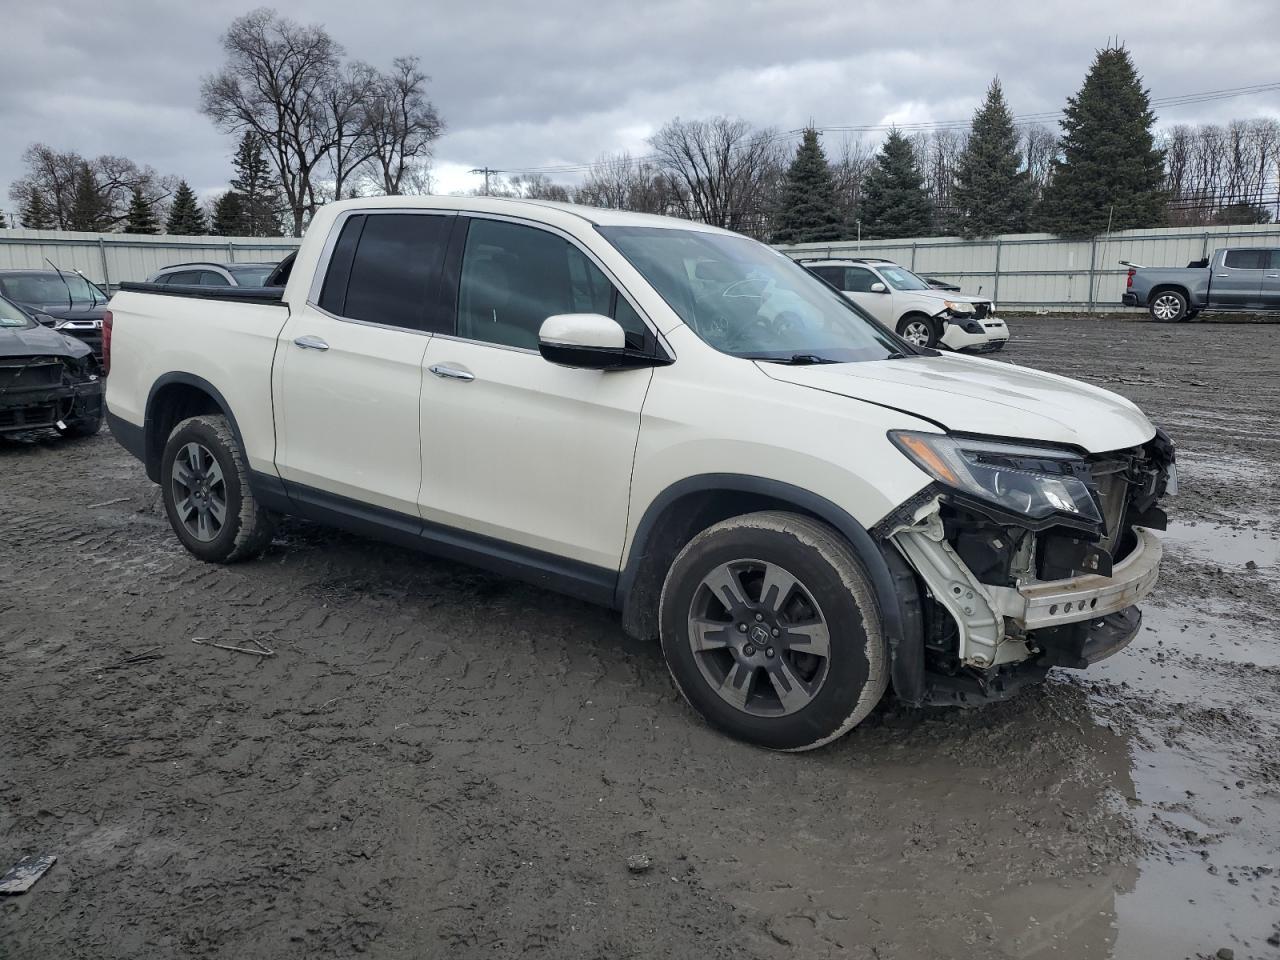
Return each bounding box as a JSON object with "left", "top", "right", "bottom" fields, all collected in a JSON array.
[{"left": 116, "top": 282, "right": 287, "bottom": 304}]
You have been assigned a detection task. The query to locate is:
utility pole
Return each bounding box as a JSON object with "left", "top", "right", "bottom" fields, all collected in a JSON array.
[{"left": 469, "top": 166, "right": 505, "bottom": 196}]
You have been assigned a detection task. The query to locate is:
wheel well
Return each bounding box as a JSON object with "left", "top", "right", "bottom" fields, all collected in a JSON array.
[
  {"left": 144, "top": 382, "right": 222, "bottom": 480},
  {"left": 1147, "top": 284, "right": 1189, "bottom": 306},
  {"left": 619, "top": 489, "right": 827, "bottom": 640}
]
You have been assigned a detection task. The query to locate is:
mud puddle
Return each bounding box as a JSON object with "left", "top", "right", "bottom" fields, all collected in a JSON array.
[{"left": 1082, "top": 514, "right": 1280, "bottom": 960}]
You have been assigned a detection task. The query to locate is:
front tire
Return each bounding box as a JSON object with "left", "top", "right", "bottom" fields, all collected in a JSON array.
[
  {"left": 659, "top": 512, "right": 888, "bottom": 751},
  {"left": 896, "top": 313, "right": 940, "bottom": 348},
  {"left": 1149, "top": 290, "right": 1188, "bottom": 323},
  {"left": 160, "top": 414, "right": 276, "bottom": 563}
]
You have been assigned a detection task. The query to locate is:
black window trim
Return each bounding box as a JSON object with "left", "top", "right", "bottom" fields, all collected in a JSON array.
[
  {"left": 306, "top": 207, "right": 460, "bottom": 337},
  {"left": 434, "top": 211, "right": 673, "bottom": 360}
]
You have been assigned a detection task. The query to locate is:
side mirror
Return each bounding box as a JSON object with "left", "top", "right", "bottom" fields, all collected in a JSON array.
[
  {"left": 870, "top": 282, "right": 888, "bottom": 294},
  {"left": 34, "top": 313, "right": 58, "bottom": 327},
  {"left": 538, "top": 314, "right": 667, "bottom": 371}
]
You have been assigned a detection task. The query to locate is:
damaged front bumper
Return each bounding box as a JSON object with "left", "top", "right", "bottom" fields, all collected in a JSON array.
[
  {"left": 880, "top": 433, "right": 1173, "bottom": 706},
  {"left": 0, "top": 366, "right": 103, "bottom": 434}
]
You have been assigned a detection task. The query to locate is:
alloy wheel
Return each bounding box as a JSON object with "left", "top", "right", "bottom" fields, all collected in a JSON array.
[
  {"left": 171, "top": 441, "right": 227, "bottom": 542},
  {"left": 1152, "top": 294, "right": 1181, "bottom": 321},
  {"left": 901, "top": 320, "right": 932, "bottom": 346},
  {"left": 686, "top": 559, "right": 831, "bottom": 717}
]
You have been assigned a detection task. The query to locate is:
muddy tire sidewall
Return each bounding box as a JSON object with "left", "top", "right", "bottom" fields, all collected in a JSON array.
[
  {"left": 659, "top": 512, "right": 887, "bottom": 751},
  {"left": 160, "top": 415, "right": 272, "bottom": 563}
]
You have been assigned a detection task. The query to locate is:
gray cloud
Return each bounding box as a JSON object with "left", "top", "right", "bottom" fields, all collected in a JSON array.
[{"left": 3, "top": 0, "right": 1279, "bottom": 207}]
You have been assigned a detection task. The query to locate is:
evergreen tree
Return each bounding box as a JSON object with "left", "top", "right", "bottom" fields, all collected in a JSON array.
[
  {"left": 166, "top": 181, "right": 207, "bottom": 235},
  {"left": 211, "top": 191, "right": 248, "bottom": 236},
  {"left": 124, "top": 187, "right": 159, "bottom": 234},
  {"left": 21, "top": 192, "right": 54, "bottom": 229},
  {"left": 0, "top": 210, "right": 6, "bottom": 228},
  {"left": 68, "top": 164, "right": 111, "bottom": 232},
  {"left": 229, "top": 133, "right": 282, "bottom": 237},
  {"left": 1037, "top": 45, "right": 1166, "bottom": 237},
  {"left": 952, "top": 78, "right": 1034, "bottom": 238},
  {"left": 858, "top": 129, "right": 933, "bottom": 239},
  {"left": 772, "top": 128, "right": 844, "bottom": 243}
]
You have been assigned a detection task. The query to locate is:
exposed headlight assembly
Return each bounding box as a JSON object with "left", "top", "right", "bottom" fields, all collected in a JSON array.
[
  {"left": 942, "top": 300, "right": 974, "bottom": 314},
  {"left": 890, "top": 431, "right": 1102, "bottom": 525}
]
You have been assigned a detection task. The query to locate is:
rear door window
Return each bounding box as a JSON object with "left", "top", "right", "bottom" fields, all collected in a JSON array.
[
  {"left": 317, "top": 212, "right": 452, "bottom": 332},
  {"left": 1223, "top": 249, "right": 1268, "bottom": 270},
  {"left": 163, "top": 270, "right": 204, "bottom": 285},
  {"left": 197, "top": 271, "right": 231, "bottom": 286}
]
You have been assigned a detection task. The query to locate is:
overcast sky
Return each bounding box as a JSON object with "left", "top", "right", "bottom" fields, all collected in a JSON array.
[{"left": 4, "top": 0, "right": 1280, "bottom": 212}]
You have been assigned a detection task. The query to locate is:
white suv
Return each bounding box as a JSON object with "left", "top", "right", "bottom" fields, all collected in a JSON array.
[
  {"left": 801, "top": 258, "right": 1009, "bottom": 351},
  {"left": 105, "top": 197, "right": 1172, "bottom": 751}
]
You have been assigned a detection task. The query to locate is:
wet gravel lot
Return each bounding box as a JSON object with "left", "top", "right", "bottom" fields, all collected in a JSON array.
[{"left": 2, "top": 317, "right": 1278, "bottom": 959}]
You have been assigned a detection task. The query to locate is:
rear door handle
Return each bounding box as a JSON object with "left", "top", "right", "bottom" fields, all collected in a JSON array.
[
  {"left": 294, "top": 335, "right": 330, "bottom": 351},
  {"left": 429, "top": 362, "right": 475, "bottom": 382}
]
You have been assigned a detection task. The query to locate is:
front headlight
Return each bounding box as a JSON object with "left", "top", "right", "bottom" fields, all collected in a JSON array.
[
  {"left": 889, "top": 431, "right": 1102, "bottom": 523},
  {"left": 943, "top": 300, "right": 974, "bottom": 314}
]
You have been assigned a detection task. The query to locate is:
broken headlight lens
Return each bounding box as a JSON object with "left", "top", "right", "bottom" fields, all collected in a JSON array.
[{"left": 889, "top": 431, "right": 1102, "bottom": 523}]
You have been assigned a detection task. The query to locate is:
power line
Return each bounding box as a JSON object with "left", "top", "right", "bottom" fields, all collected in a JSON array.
[
  {"left": 490, "top": 80, "right": 1280, "bottom": 179},
  {"left": 468, "top": 166, "right": 505, "bottom": 195}
]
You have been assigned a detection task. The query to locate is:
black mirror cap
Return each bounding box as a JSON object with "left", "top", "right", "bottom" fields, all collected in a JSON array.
[{"left": 538, "top": 341, "right": 673, "bottom": 371}]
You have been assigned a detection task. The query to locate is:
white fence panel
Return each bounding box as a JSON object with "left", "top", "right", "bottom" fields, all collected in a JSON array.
[
  {"left": 778, "top": 223, "right": 1280, "bottom": 312},
  {"left": 0, "top": 229, "right": 301, "bottom": 290}
]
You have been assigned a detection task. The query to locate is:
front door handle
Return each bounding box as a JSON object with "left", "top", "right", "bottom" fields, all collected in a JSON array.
[
  {"left": 429, "top": 362, "right": 475, "bottom": 382},
  {"left": 294, "top": 335, "right": 330, "bottom": 351},
  {"left": 1267, "top": 274, "right": 1279, "bottom": 278}
]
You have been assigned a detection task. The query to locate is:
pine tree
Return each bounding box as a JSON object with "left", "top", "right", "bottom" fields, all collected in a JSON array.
[
  {"left": 1037, "top": 45, "right": 1166, "bottom": 237},
  {"left": 211, "top": 191, "right": 248, "bottom": 236},
  {"left": 952, "top": 78, "right": 1034, "bottom": 238},
  {"left": 124, "top": 187, "right": 159, "bottom": 234},
  {"left": 21, "top": 193, "right": 54, "bottom": 229},
  {"left": 166, "top": 181, "right": 207, "bottom": 235},
  {"left": 858, "top": 129, "right": 933, "bottom": 239},
  {"left": 230, "top": 133, "right": 282, "bottom": 237},
  {"left": 68, "top": 164, "right": 111, "bottom": 232},
  {"left": 773, "top": 128, "right": 844, "bottom": 243}
]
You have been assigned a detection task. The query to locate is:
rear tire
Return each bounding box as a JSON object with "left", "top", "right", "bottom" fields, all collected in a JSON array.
[
  {"left": 160, "top": 415, "right": 275, "bottom": 563},
  {"left": 896, "top": 313, "right": 940, "bottom": 348},
  {"left": 1149, "top": 290, "right": 1188, "bottom": 323},
  {"left": 658, "top": 511, "right": 888, "bottom": 751}
]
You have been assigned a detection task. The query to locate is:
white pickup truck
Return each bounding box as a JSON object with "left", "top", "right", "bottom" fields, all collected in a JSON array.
[{"left": 105, "top": 197, "right": 1176, "bottom": 750}]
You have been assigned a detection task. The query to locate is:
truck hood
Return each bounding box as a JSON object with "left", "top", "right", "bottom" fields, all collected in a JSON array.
[
  {"left": 0, "top": 323, "right": 92, "bottom": 360},
  {"left": 758, "top": 354, "right": 1155, "bottom": 453}
]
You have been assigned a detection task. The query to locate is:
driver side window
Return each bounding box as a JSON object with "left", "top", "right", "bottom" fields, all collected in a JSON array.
[
  {"left": 456, "top": 219, "right": 648, "bottom": 350},
  {"left": 843, "top": 267, "right": 878, "bottom": 293}
]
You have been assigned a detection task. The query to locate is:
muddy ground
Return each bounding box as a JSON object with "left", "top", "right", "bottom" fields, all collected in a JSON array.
[{"left": 1, "top": 317, "right": 1278, "bottom": 959}]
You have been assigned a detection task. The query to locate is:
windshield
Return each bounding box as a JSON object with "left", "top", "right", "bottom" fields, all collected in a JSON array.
[
  {"left": 229, "top": 265, "right": 276, "bottom": 287},
  {"left": 877, "top": 265, "right": 932, "bottom": 291},
  {"left": 0, "top": 272, "right": 105, "bottom": 305},
  {"left": 0, "top": 296, "right": 33, "bottom": 328},
  {"left": 598, "top": 227, "right": 904, "bottom": 362}
]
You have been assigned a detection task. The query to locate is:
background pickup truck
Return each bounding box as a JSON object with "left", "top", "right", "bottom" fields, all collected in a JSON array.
[{"left": 1123, "top": 246, "right": 1280, "bottom": 321}]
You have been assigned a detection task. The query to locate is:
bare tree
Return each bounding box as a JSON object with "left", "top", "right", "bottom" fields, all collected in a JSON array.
[
  {"left": 1020, "top": 122, "right": 1058, "bottom": 203},
  {"left": 201, "top": 9, "right": 342, "bottom": 236},
  {"left": 8, "top": 143, "right": 173, "bottom": 230},
  {"left": 649, "top": 117, "right": 786, "bottom": 237},
  {"left": 828, "top": 137, "right": 875, "bottom": 228},
  {"left": 507, "top": 173, "right": 571, "bottom": 202},
  {"left": 363, "top": 57, "right": 444, "bottom": 195},
  {"left": 574, "top": 152, "right": 673, "bottom": 214},
  {"left": 317, "top": 60, "right": 380, "bottom": 204},
  {"left": 911, "top": 128, "right": 968, "bottom": 231}
]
